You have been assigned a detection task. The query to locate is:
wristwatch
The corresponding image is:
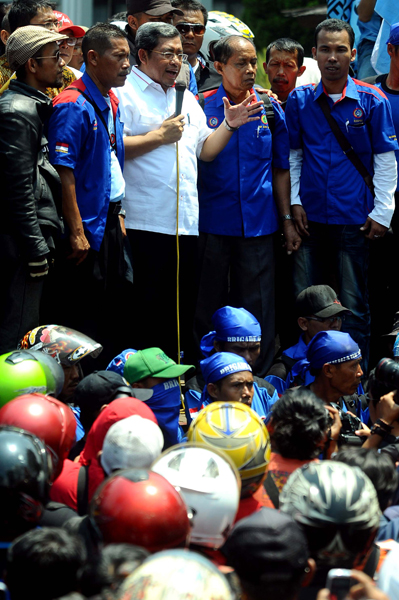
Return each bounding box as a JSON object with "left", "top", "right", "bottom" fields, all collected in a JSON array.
[
  {"left": 281, "top": 214, "right": 294, "bottom": 223},
  {"left": 223, "top": 119, "right": 239, "bottom": 132},
  {"left": 119, "top": 208, "right": 126, "bottom": 219}
]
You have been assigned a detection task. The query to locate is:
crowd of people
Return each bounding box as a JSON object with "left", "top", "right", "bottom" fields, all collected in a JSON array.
[{"left": 1, "top": 0, "right": 399, "bottom": 598}]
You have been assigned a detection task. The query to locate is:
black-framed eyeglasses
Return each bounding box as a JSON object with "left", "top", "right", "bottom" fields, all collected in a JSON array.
[
  {"left": 34, "top": 50, "right": 62, "bottom": 62},
  {"left": 305, "top": 315, "right": 344, "bottom": 324},
  {"left": 175, "top": 22, "right": 206, "bottom": 36},
  {"left": 152, "top": 50, "right": 188, "bottom": 62}
]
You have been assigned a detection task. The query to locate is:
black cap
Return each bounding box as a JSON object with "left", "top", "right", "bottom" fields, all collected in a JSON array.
[
  {"left": 73, "top": 371, "right": 153, "bottom": 411},
  {"left": 222, "top": 508, "right": 309, "bottom": 584},
  {"left": 126, "top": 0, "right": 183, "bottom": 16},
  {"left": 295, "top": 285, "right": 352, "bottom": 319}
]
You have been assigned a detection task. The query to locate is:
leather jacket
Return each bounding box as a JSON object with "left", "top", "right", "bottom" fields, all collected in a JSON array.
[{"left": 0, "top": 80, "right": 63, "bottom": 260}]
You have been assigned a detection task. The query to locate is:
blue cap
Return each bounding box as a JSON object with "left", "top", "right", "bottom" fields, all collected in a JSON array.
[
  {"left": 200, "top": 306, "right": 261, "bottom": 358},
  {"left": 306, "top": 331, "right": 361, "bottom": 370},
  {"left": 387, "top": 23, "right": 399, "bottom": 45},
  {"left": 200, "top": 352, "right": 252, "bottom": 385},
  {"left": 106, "top": 348, "right": 137, "bottom": 376}
]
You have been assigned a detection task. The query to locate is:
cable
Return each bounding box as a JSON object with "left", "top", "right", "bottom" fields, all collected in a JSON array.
[{"left": 176, "top": 140, "right": 185, "bottom": 415}]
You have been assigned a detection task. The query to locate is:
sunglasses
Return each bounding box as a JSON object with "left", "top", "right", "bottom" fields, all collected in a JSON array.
[
  {"left": 34, "top": 50, "right": 62, "bottom": 62},
  {"left": 175, "top": 22, "right": 206, "bottom": 36},
  {"left": 305, "top": 315, "right": 344, "bottom": 324}
]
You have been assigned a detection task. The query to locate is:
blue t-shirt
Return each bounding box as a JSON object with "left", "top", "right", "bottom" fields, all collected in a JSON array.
[
  {"left": 198, "top": 85, "right": 290, "bottom": 237},
  {"left": 285, "top": 76, "right": 398, "bottom": 225},
  {"left": 47, "top": 72, "right": 125, "bottom": 251},
  {"left": 374, "top": 74, "right": 399, "bottom": 190}
]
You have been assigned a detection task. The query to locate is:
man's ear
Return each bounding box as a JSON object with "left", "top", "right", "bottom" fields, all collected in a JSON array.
[
  {"left": 128, "top": 14, "right": 140, "bottom": 33},
  {"left": 301, "top": 558, "right": 316, "bottom": 588},
  {"left": 350, "top": 47, "right": 357, "bottom": 62},
  {"left": 138, "top": 48, "right": 149, "bottom": 65},
  {"left": 298, "top": 317, "right": 308, "bottom": 332},
  {"left": 263, "top": 61, "right": 267, "bottom": 73},
  {"left": 26, "top": 57, "right": 37, "bottom": 74},
  {"left": 297, "top": 64, "right": 306, "bottom": 77},
  {"left": 312, "top": 46, "right": 317, "bottom": 60},
  {"left": 323, "top": 363, "right": 334, "bottom": 380},
  {"left": 214, "top": 61, "right": 224, "bottom": 76},
  {"left": 132, "top": 380, "right": 145, "bottom": 388},
  {"left": 207, "top": 382, "right": 219, "bottom": 399},
  {"left": 87, "top": 48, "right": 99, "bottom": 67}
]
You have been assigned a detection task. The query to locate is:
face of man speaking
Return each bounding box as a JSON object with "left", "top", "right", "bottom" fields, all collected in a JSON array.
[
  {"left": 138, "top": 35, "right": 183, "bottom": 91},
  {"left": 214, "top": 37, "right": 257, "bottom": 104}
]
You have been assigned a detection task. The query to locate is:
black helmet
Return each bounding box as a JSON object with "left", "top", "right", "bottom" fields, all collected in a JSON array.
[
  {"left": 0, "top": 426, "right": 52, "bottom": 539},
  {"left": 280, "top": 461, "right": 381, "bottom": 568}
]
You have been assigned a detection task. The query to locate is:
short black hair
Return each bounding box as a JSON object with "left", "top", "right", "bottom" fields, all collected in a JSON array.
[
  {"left": 1, "top": 12, "right": 10, "bottom": 34},
  {"left": 6, "top": 528, "right": 86, "bottom": 600},
  {"left": 271, "top": 387, "right": 328, "bottom": 460},
  {"left": 213, "top": 34, "right": 256, "bottom": 64},
  {"left": 8, "top": 0, "right": 55, "bottom": 33},
  {"left": 334, "top": 447, "right": 399, "bottom": 512},
  {"left": 171, "top": 0, "right": 208, "bottom": 26},
  {"left": 266, "top": 37, "right": 304, "bottom": 68},
  {"left": 82, "top": 22, "right": 128, "bottom": 65},
  {"left": 368, "top": 368, "right": 397, "bottom": 407},
  {"left": 314, "top": 18, "right": 355, "bottom": 50},
  {"left": 109, "top": 11, "right": 127, "bottom": 22},
  {"left": 135, "top": 22, "right": 181, "bottom": 65},
  {"left": 79, "top": 543, "right": 149, "bottom": 598}
]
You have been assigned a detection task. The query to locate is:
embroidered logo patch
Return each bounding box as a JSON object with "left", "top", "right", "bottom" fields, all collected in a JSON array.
[
  {"left": 261, "top": 114, "right": 268, "bottom": 125},
  {"left": 208, "top": 116, "right": 219, "bottom": 127},
  {"left": 93, "top": 119, "right": 98, "bottom": 131},
  {"left": 55, "top": 142, "right": 69, "bottom": 154},
  {"left": 353, "top": 108, "right": 363, "bottom": 119}
]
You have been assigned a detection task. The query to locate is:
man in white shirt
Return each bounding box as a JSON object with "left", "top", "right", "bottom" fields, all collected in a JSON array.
[{"left": 116, "top": 22, "right": 262, "bottom": 363}]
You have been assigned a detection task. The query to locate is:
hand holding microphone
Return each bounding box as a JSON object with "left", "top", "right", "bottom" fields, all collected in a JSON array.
[{"left": 159, "top": 82, "right": 187, "bottom": 145}]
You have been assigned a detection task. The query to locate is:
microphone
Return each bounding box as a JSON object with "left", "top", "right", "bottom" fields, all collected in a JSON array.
[{"left": 175, "top": 82, "right": 186, "bottom": 117}]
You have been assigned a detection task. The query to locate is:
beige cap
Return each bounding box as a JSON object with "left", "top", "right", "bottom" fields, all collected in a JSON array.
[{"left": 6, "top": 25, "right": 67, "bottom": 72}]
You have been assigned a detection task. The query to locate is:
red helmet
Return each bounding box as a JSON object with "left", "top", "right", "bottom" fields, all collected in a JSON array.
[
  {"left": 0, "top": 394, "right": 76, "bottom": 478},
  {"left": 90, "top": 469, "right": 191, "bottom": 552}
]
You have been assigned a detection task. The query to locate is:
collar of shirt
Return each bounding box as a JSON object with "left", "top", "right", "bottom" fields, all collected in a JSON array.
[
  {"left": 314, "top": 74, "right": 360, "bottom": 104},
  {"left": 130, "top": 65, "right": 172, "bottom": 96},
  {"left": 215, "top": 83, "right": 257, "bottom": 107},
  {"left": 81, "top": 71, "right": 114, "bottom": 113}
]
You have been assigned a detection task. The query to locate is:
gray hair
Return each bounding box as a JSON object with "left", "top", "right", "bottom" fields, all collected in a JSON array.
[{"left": 135, "top": 22, "right": 181, "bottom": 64}]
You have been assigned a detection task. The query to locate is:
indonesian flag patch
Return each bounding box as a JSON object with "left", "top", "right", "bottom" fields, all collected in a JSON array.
[{"left": 55, "top": 142, "right": 69, "bottom": 154}]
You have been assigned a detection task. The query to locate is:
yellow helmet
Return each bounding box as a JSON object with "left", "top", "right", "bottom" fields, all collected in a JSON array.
[{"left": 187, "top": 402, "right": 271, "bottom": 498}]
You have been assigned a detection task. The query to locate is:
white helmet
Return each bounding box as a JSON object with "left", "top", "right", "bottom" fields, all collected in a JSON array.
[
  {"left": 151, "top": 443, "right": 241, "bottom": 549},
  {"left": 202, "top": 11, "right": 255, "bottom": 61}
]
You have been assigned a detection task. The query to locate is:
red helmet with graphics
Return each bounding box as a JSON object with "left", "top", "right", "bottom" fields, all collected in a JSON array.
[
  {"left": 19, "top": 325, "right": 102, "bottom": 366},
  {"left": 90, "top": 469, "right": 191, "bottom": 552},
  {"left": 0, "top": 394, "right": 76, "bottom": 478}
]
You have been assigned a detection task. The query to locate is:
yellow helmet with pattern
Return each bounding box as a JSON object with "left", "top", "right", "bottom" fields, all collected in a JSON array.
[{"left": 187, "top": 401, "right": 271, "bottom": 498}]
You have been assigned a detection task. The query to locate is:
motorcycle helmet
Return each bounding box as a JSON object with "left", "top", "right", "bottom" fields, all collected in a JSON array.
[
  {"left": 90, "top": 469, "right": 191, "bottom": 552},
  {"left": 280, "top": 461, "right": 381, "bottom": 568},
  {"left": 0, "top": 394, "right": 76, "bottom": 478},
  {"left": 0, "top": 350, "right": 64, "bottom": 406},
  {"left": 187, "top": 401, "right": 271, "bottom": 497},
  {"left": 0, "top": 425, "right": 52, "bottom": 538},
  {"left": 118, "top": 549, "right": 235, "bottom": 600},
  {"left": 202, "top": 11, "right": 255, "bottom": 61},
  {"left": 152, "top": 443, "right": 240, "bottom": 549},
  {"left": 19, "top": 324, "right": 102, "bottom": 366}
]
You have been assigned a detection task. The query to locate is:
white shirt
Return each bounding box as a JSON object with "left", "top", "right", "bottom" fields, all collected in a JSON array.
[
  {"left": 115, "top": 66, "right": 212, "bottom": 235},
  {"left": 104, "top": 95, "right": 125, "bottom": 203}
]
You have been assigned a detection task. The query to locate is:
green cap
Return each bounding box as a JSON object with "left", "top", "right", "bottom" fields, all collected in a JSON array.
[{"left": 124, "top": 348, "right": 194, "bottom": 383}]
